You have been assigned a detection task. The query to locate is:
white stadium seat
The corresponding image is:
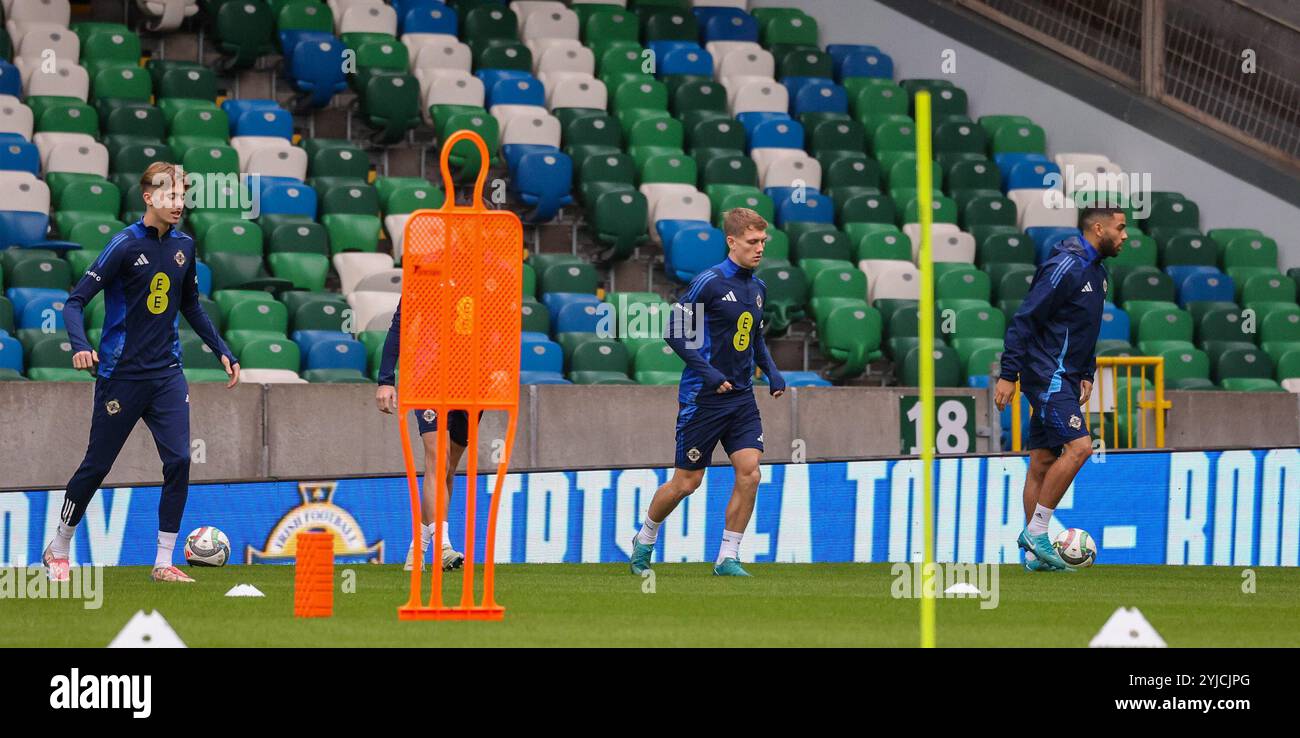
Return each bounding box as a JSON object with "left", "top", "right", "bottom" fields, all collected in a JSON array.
[
  {"left": 902, "top": 223, "right": 967, "bottom": 262},
  {"left": 1019, "top": 192, "right": 1079, "bottom": 230},
  {"left": 32, "top": 131, "right": 93, "bottom": 170},
  {"left": 521, "top": 6, "right": 579, "bottom": 42},
  {"left": 490, "top": 104, "right": 549, "bottom": 137},
  {"left": 239, "top": 369, "right": 306, "bottom": 384},
  {"left": 0, "top": 96, "right": 34, "bottom": 140},
  {"left": 348, "top": 291, "right": 403, "bottom": 334},
  {"left": 757, "top": 151, "right": 821, "bottom": 190},
  {"left": 501, "top": 112, "right": 562, "bottom": 148},
  {"left": 23, "top": 61, "right": 89, "bottom": 101},
  {"left": 45, "top": 140, "right": 108, "bottom": 178},
  {"left": 862, "top": 259, "right": 921, "bottom": 303},
  {"left": 408, "top": 36, "right": 472, "bottom": 73},
  {"left": 135, "top": 0, "right": 200, "bottom": 32},
  {"left": 512, "top": 1, "right": 566, "bottom": 31},
  {"left": 542, "top": 73, "right": 606, "bottom": 110},
  {"left": 15, "top": 23, "right": 80, "bottom": 63},
  {"left": 334, "top": 252, "right": 395, "bottom": 295},
  {"left": 354, "top": 269, "right": 403, "bottom": 293},
  {"left": 694, "top": 0, "right": 748, "bottom": 8},
  {"left": 726, "top": 76, "right": 787, "bottom": 115},
  {"left": 338, "top": 4, "right": 397, "bottom": 37},
  {"left": 0, "top": 171, "right": 51, "bottom": 213},
  {"left": 646, "top": 187, "right": 709, "bottom": 239},
  {"left": 384, "top": 213, "right": 410, "bottom": 263},
  {"left": 534, "top": 42, "right": 595, "bottom": 77},
  {"left": 1283, "top": 378, "right": 1300, "bottom": 394},
  {"left": 714, "top": 44, "right": 773, "bottom": 80},
  {"left": 5, "top": 0, "right": 71, "bottom": 43}
]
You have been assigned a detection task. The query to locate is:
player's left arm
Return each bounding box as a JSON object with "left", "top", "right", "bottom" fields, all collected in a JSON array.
[
  {"left": 180, "top": 251, "right": 239, "bottom": 387},
  {"left": 752, "top": 308, "right": 785, "bottom": 397}
]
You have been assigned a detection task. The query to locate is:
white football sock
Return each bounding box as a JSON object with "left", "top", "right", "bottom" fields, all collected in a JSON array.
[
  {"left": 50, "top": 522, "right": 75, "bottom": 558},
  {"left": 441, "top": 524, "right": 452, "bottom": 548},
  {"left": 420, "top": 522, "right": 433, "bottom": 545},
  {"left": 717, "top": 529, "right": 743, "bottom": 565},
  {"left": 1027, "top": 504, "right": 1053, "bottom": 536},
  {"left": 636, "top": 516, "right": 662, "bottom": 545},
  {"left": 155, "top": 531, "right": 178, "bottom": 569}
]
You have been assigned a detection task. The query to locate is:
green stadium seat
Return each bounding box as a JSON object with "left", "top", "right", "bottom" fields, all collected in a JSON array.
[
  {"left": 902, "top": 345, "right": 962, "bottom": 387},
  {"left": 238, "top": 337, "right": 301, "bottom": 372},
  {"left": 754, "top": 263, "right": 807, "bottom": 334},
  {"left": 819, "top": 301, "right": 882, "bottom": 379},
  {"left": 1222, "top": 235, "right": 1278, "bottom": 270},
  {"left": 1219, "top": 377, "right": 1284, "bottom": 392},
  {"left": 633, "top": 341, "right": 684, "bottom": 385}
]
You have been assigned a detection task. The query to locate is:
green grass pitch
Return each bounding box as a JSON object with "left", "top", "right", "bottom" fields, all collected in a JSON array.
[{"left": 5, "top": 564, "right": 1299, "bottom": 647}]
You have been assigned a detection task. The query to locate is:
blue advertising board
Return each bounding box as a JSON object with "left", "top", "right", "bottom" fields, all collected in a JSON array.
[{"left": 1, "top": 448, "right": 1297, "bottom": 567}]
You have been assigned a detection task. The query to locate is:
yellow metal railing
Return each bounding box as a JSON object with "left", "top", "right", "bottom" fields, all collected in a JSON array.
[{"left": 1011, "top": 357, "right": 1171, "bottom": 451}]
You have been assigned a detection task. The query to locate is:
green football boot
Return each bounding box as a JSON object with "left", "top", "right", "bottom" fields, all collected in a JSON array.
[{"left": 712, "top": 557, "right": 751, "bottom": 577}]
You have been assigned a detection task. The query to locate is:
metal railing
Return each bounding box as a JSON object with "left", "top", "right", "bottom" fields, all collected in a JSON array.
[
  {"left": 1010, "top": 356, "right": 1172, "bottom": 451},
  {"left": 957, "top": 0, "right": 1300, "bottom": 169}
]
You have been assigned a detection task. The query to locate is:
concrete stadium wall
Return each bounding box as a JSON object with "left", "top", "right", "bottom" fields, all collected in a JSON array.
[
  {"left": 3, "top": 383, "right": 1296, "bottom": 490},
  {"left": 752, "top": 0, "right": 1300, "bottom": 267}
]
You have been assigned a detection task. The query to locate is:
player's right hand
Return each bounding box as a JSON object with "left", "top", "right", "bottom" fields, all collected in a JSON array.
[
  {"left": 993, "top": 378, "right": 1016, "bottom": 411},
  {"left": 376, "top": 385, "right": 397, "bottom": 414},
  {"left": 72, "top": 350, "right": 98, "bottom": 372},
  {"left": 716, "top": 381, "right": 733, "bottom": 393}
]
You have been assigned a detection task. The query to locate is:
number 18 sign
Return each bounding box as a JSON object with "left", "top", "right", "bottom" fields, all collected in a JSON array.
[{"left": 899, "top": 395, "right": 976, "bottom": 455}]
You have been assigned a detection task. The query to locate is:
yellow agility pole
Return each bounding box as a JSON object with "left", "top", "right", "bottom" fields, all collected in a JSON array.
[{"left": 915, "top": 91, "right": 936, "bottom": 649}]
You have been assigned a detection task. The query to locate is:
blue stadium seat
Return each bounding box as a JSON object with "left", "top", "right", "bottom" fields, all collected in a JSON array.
[
  {"left": 485, "top": 75, "right": 545, "bottom": 108},
  {"left": 286, "top": 36, "right": 348, "bottom": 108},
  {"left": 399, "top": 1, "right": 457, "bottom": 36},
  {"left": 696, "top": 7, "right": 758, "bottom": 43},
  {"left": 1099, "top": 303, "right": 1130, "bottom": 341},
  {"left": 15, "top": 291, "right": 68, "bottom": 330},
  {"left": 0, "top": 210, "right": 49, "bottom": 245},
  {"left": 746, "top": 116, "right": 803, "bottom": 151},
  {"left": 521, "top": 333, "right": 563, "bottom": 373},
  {"left": 278, "top": 28, "right": 333, "bottom": 58},
  {"left": 196, "top": 260, "right": 212, "bottom": 297},
  {"left": 555, "top": 300, "right": 603, "bottom": 334},
  {"left": 303, "top": 336, "right": 368, "bottom": 373},
  {"left": 1175, "top": 269, "right": 1234, "bottom": 306},
  {"left": 519, "top": 370, "right": 570, "bottom": 384},
  {"left": 0, "top": 140, "right": 40, "bottom": 175},
  {"left": 775, "top": 190, "right": 834, "bottom": 227},
  {"left": 259, "top": 177, "right": 318, "bottom": 216},
  {"left": 782, "top": 370, "right": 832, "bottom": 387},
  {"left": 993, "top": 153, "right": 1050, "bottom": 190},
  {"left": 0, "top": 334, "right": 23, "bottom": 373},
  {"left": 541, "top": 292, "right": 600, "bottom": 325},
  {"left": 510, "top": 150, "right": 573, "bottom": 224},
  {"left": 222, "top": 100, "right": 293, "bottom": 139},
  {"left": 828, "top": 44, "right": 881, "bottom": 69},
  {"left": 967, "top": 374, "right": 990, "bottom": 388},
  {"left": 292, "top": 330, "right": 351, "bottom": 360},
  {"left": 664, "top": 225, "right": 727, "bottom": 284},
  {"left": 838, "top": 50, "right": 893, "bottom": 81},
  {"left": 476, "top": 69, "right": 530, "bottom": 94},
  {"left": 1005, "top": 159, "right": 1060, "bottom": 190},
  {"left": 655, "top": 218, "right": 710, "bottom": 251},
  {"left": 649, "top": 42, "right": 713, "bottom": 77},
  {"left": 736, "top": 111, "right": 789, "bottom": 144},
  {"left": 790, "top": 80, "right": 847, "bottom": 116},
  {"left": 1025, "top": 226, "right": 1081, "bottom": 263},
  {"left": 0, "top": 61, "right": 20, "bottom": 98}
]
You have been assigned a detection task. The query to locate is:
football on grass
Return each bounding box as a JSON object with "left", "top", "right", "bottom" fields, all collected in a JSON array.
[
  {"left": 1053, "top": 528, "right": 1097, "bottom": 567},
  {"left": 184, "top": 526, "right": 231, "bottom": 567}
]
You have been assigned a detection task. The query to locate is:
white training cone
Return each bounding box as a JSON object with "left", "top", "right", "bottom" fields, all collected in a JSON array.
[
  {"left": 107, "top": 610, "right": 187, "bottom": 648},
  {"left": 1089, "top": 607, "right": 1166, "bottom": 648},
  {"left": 224, "top": 584, "right": 265, "bottom": 597}
]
